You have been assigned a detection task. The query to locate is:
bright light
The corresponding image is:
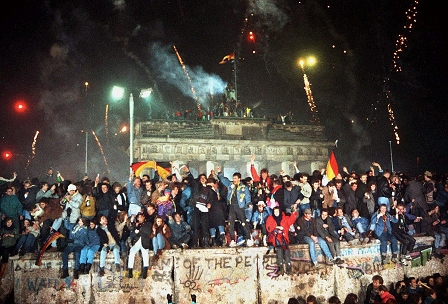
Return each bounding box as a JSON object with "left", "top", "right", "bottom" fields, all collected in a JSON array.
[
  {"left": 139, "top": 88, "right": 153, "bottom": 99},
  {"left": 307, "top": 57, "right": 316, "bottom": 66},
  {"left": 298, "top": 56, "right": 317, "bottom": 69},
  {"left": 121, "top": 126, "right": 128, "bottom": 132},
  {"left": 2, "top": 151, "right": 12, "bottom": 160},
  {"left": 111, "top": 86, "right": 125, "bottom": 100},
  {"left": 14, "top": 100, "right": 27, "bottom": 113}
]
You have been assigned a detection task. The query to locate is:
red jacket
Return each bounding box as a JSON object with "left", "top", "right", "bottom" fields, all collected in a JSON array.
[
  {"left": 250, "top": 165, "right": 273, "bottom": 191},
  {"left": 266, "top": 211, "right": 297, "bottom": 246},
  {"left": 380, "top": 291, "right": 395, "bottom": 303}
]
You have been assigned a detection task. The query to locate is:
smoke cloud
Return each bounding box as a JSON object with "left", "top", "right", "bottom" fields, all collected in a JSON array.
[{"left": 149, "top": 42, "right": 227, "bottom": 106}]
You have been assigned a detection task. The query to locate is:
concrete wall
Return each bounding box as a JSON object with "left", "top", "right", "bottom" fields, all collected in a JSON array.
[{"left": 1, "top": 237, "right": 445, "bottom": 304}]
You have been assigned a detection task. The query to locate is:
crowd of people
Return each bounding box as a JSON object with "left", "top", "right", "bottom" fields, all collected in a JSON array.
[
  {"left": 0, "top": 158, "right": 447, "bottom": 283},
  {"left": 285, "top": 272, "right": 448, "bottom": 304}
]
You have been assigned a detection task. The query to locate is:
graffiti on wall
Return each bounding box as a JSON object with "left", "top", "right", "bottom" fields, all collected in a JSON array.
[{"left": 179, "top": 255, "right": 256, "bottom": 292}]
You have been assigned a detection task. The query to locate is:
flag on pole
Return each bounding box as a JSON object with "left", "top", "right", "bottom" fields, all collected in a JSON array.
[
  {"left": 219, "top": 52, "right": 235, "bottom": 64},
  {"left": 326, "top": 150, "right": 339, "bottom": 181}
]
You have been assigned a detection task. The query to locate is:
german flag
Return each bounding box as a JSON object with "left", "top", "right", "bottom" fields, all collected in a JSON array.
[
  {"left": 326, "top": 150, "right": 339, "bottom": 181},
  {"left": 131, "top": 161, "right": 171, "bottom": 179}
]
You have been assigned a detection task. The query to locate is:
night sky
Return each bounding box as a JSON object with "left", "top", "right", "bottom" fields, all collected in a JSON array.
[{"left": 0, "top": 0, "right": 446, "bottom": 182}]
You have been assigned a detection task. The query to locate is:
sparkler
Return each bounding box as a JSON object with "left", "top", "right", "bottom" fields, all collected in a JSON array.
[
  {"left": 173, "top": 45, "right": 198, "bottom": 101},
  {"left": 91, "top": 130, "right": 110, "bottom": 175}
]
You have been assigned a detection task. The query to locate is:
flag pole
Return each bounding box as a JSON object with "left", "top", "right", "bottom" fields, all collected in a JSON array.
[{"left": 233, "top": 49, "right": 237, "bottom": 102}]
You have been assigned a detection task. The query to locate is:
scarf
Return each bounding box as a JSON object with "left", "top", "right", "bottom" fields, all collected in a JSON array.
[{"left": 273, "top": 212, "right": 282, "bottom": 226}]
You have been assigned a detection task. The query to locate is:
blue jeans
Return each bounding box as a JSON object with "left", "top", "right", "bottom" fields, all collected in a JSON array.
[
  {"left": 100, "top": 243, "right": 120, "bottom": 267},
  {"left": 355, "top": 222, "right": 367, "bottom": 234},
  {"left": 210, "top": 226, "right": 225, "bottom": 237},
  {"left": 62, "top": 243, "right": 83, "bottom": 270},
  {"left": 80, "top": 244, "right": 100, "bottom": 264},
  {"left": 15, "top": 234, "right": 37, "bottom": 252},
  {"left": 378, "top": 231, "right": 399, "bottom": 255},
  {"left": 152, "top": 233, "right": 166, "bottom": 253},
  {"left": 245, "top": 206, "right": 253, "bottom": 222},
  {"left": 434, "top": 232, "right": 446, "bottom": 249},
  {"left": 312, "top": 209, "right": 321, "bottom": 218},
  {"left": 303, "top": 236, "right": 333, "bottom": 263}
]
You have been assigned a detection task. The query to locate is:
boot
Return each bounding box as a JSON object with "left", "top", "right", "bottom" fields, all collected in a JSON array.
[
  {"left": 209, "top": 237, "right": 216, "bottom": 247},
  {"left": 61, "top": 268, "right": 69, "bottom": 279},
  {"left": 0, "top": 263, "right": 6, "bottom": 285},
  {"left": 74, "top": 269, "right": 79, "bottom": 279},
  {"left": 79, "top": 264, "right": 85, "bottom": 274},
  {"left": 85, "top": 263, "right": 92, "bottom": 274},
  {"left": 202, "top": 237, "right": 210, "bottom": 248},
  {"left": 0, "top": 263, "right": 6, "bottom": 279},
  {"left": 391, "top": 254, "right": 399, "bottom": 263},
  {"left": 262, "top": 235, "right": 267, "bottom": 247},
  {"left": 127, "top": 268, "right": 133, "bottom": 278},
  {"left": 141, "top": 267, "right": 148, "bottom": 279},
  {"left": 219, "top": 234, "right": 226, "bottom": 247},
  {"left": 278, "top": 264, "right": 284, "bottom": 276},
  {"left": 286, "top": 263, "right": 293, "bottom": 275}
]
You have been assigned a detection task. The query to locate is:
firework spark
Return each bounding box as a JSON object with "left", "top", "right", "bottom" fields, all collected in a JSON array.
[
  {"left": 393, "top": 0, "right": 419, "bottom": 72},
  {"left": 105, "top": 104, "right": 109, "bottom": 146},
  {"left": 299, "top": 60, "right": 320, "bottom": 124},
  {"left": 25, "top": 131, "right": 40, "bottom": 170},
  {"left": 388, "top": 0, "right": 418, "bottom": 144},
  {"left": 173, "top": 45, "right": 198, "bottom": 101},
  {"left": 91, "top": 130, "right": 110, "bottom": 175}
]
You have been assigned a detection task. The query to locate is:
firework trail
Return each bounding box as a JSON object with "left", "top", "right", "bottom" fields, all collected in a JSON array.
[
  {"left": 299, "top": 60, "right": 320, "bottom": 124},
  {"left": 173, "top": 45, "right": 198, "bottom": 101},
  {"left": 25, "top": 131, "right": 40, "bottom": 170},
  {"left": 91, "top": 130, "right": 110, "bottom": 175},
  {"left": 105, "top": 104, "right": 109, "bottom": 147},
  {"left": 383, "top": 0, "right": 419, "bottom": 144}
]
